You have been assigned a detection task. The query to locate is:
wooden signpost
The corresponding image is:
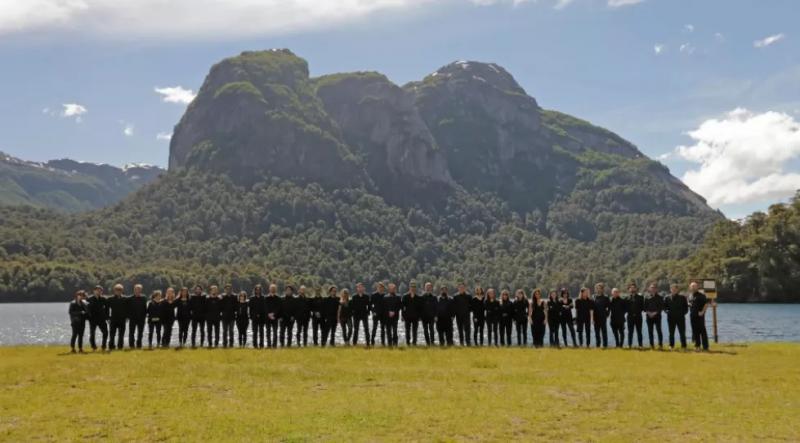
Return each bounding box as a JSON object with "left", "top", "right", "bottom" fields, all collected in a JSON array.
[{"left": 703, "top": 279, "right": 718, "bottom": 343}]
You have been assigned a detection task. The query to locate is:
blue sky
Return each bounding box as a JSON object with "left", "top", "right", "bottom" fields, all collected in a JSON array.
[{"left": 0, "top": 0, "right": 798, "bottom": 218}]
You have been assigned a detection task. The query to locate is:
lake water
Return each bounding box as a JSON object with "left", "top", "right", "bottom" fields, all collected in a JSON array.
[{"left": 0, "top": 302, "right": 798, "bottom": 346}]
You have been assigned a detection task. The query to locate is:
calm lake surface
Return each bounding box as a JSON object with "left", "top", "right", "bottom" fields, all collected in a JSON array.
[{"left": 1, "top": 302, "right": 799, "bottom": 346}]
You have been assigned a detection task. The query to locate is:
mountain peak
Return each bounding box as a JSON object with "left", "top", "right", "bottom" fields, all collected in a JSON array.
[{"left": 425, "top": 60, "right": 526, "bottom": 95}]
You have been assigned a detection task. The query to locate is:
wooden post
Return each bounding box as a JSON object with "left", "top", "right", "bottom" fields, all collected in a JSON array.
[{"left": 712, "top": 301, "right": 718, "bottom": 343}]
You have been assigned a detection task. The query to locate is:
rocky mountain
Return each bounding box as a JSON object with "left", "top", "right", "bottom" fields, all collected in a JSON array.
[{"left": 0, "top": 152, "right": 163, "bottom": 212}]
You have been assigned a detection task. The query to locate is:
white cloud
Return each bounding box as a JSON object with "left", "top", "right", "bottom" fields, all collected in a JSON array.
[
  {"left": 754, "top": 33, "right": 785, "bottom": 48},
  {"left": 653, "top": 44, "right": 665, "bottom": 55},
  {"left": 607, "top": 0, "right": 643, "bottom": 7},
  {"left": 679, "top": 43, "right": 695, "bottom": 55},
  {"left": 683, "top": 24, "right": 694, "bottom": 33},
  {"left": 715, "top": 32, "right": 725, "bottom": 42},
  {"left": 49, "top": 103, "right": 87, "bottom": 122},
  {"left": 122, "top": 122, "right": 134, "bottom": 136},
  {"left": 156, "top": 132, "right": 172, "bottom": 141},
  {"left": 674, "top": 108, "right": 800, "bottom": 208},
  {"left": 154, "top": 86, "right": 196, "bottom": 105}
]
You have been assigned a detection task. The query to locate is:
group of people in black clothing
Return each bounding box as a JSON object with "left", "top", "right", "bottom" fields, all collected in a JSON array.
[{"left": 67, "top": 279, "right": 711, "bottom": 353}]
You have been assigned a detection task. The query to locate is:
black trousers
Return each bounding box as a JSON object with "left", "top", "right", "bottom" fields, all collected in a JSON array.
[
  {"left": 668, "top": 316, "right": 687, "bottom": 349},
  {"left": 473, "top": 318, "right": 485, "bottom": 346},
  {"left": 70, "top": 320, "right": 85, "bottom": 350},
  {"left": 251, "top": 319, "right": 265, "bottom": 348},
  {"left": 340, "top": 318, "right": 353, "bottom": 344},
  {"left": 386, "top": 316, "right": 399, "bottom": 346},
  {"left": 162, "top": 320, "right": 174, "bottom": 347},
  {"left": 691, "top": 314, "right": 709, "bottom": 350},
  {"left": 191, "top": 318, "right": 205, "bottom": 347},
  {"left": 352, "top": 317, "right": 369, "bottom": 345},
  {"left": 514, "top": 319, "right": 527, "bottom": 346},
  {"left": 129, "top": 318, "right": 145, "bottom": 349},
  {"left": 296, "top": 319, "right": 309, "bottom": 346},
  {"left": 561, "top": 318, "right": 577, "bottom": 347},
  {"left": 109, "top": 320, "right": 126, "bottom": 350},
  {"left": 206, "top": 320, "right": 220, "bottom": 348},
  {"left": 222, "top": 319, "right": 235, "bottom": 348},
  {"left": 312, "top": 316, "right": 322, "bottom": 346},
  {"left": 594, "top": 316, "right": 608, "bottom": 348},
  {"left": 266, "top": 318, "right": 279, "bottom": 348},
  {"left": 576, "top": 318, "right": 591, "bottom": 347},
  {"left": 370, "top": 315, "right": 385, "bottom": 346},
  {"left": 404, "top": 319, "right": 419, "bottom": 345},
  {"left": 148, "top": 321, "right": 162, "bottom": 348},
  {"left": 422, "top": 319, "right": 436, "bottom": 346},
  {"left": 178, "top": 319, "right": 190, "bottom": 346},
  {"left": 455, "top": 314, "right": 471, "bottom": 346},
  {"left": 499, "top": 318, "right": 512, "bottom": 346},
  {"left": 627, "top": 315, "right": 643, "bottom": 347},
  {"left": 531, "top": 320, "right": 546, "bottom": 348},
  {"left": 280, "top": 318, "right": 295, "bottom": 347},
  {"left": 611, "top": 320, "right": 625, "bottom": 347},
  {"left": 89, "top": 319, "right": 108, "bottom": 350},
  {"left": 646, "top": 314, "right": 663, "bottom": 348},
  {"left": 437, "top": 318, "right": 454, "bottom": 346},
  {"left": 487, "top": 319, "right": 499, "bottom": 346},
  {"left": 321, "top": 317, "right": 337, "bottom": 347},
  {"left": 548, "top": 320, "right": 560, "bottom": 347},
  {"left": 236, "top": 319, "right": 249, "bottom": 347}
]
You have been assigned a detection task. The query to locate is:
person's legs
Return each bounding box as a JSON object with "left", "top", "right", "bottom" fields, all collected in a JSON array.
[
  {"left": 677, "top": 318, "right": 687, "bottom": 349},
  {"left": 148, "top": 321, "right": 155, "bottom": 348},
  {"left": 646, "top": 317, "right": 655, "bottom": 348}
]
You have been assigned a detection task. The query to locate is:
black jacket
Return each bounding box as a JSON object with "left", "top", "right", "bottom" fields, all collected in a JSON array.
[
  {"left": 310, "top": 296, "right": 324, "bottom": 320},
  {"left": 282, "top": 295, "right": 301, "bottom": 321},
  {"left": 236, "top": 301, "right": 249, "bottom": 322},
  {"left": 559, "top": 298, "right": 574, "bottom": 321},
  {"left": 189, "top": 294, "right": 206, "bottom": 321},
  {"left": 249, "top": 295, "right": 267, "bottom": 322},
  {"left": 401, "top": 293, "right": 421, "bottom": 322},
  {"left": 323, "top": 296, "right": 340, "bottom": 321},
  {"left": 644, "top": 293, "right": 665, "bottom": 315},
  {"left": 370, "top": 292, "right": 385, "bottom": 318},
  {"left": 384, "top": 294, "right": 402, "bottom": 321},
  {"left": 575, "top": 298, "right": 594, "bottom": 321},
  {"left": 350, "top": 293, "right": 370, "bottom": 319},
  {"left": 500, "top": 300, "right": 515, "bottom": 321},
  {"left": 108, "top": 295, "right": 130, "bottom": 323},
  {"left": 485, "top": 299, "right": 500, "bottom": 322},
  {"left": 690, "top": 292, "right": 708, "bottom": 316},
  {"left": 176, "top": 298, "right": 191, "bottom": 321},
  {"left": 129, "top": 295, "right": 147, "bottom": 322},
  {"left": 221, "top": 293, "right": 237, "bottom": 322},
  {"left": 593, "top": 294, "right": 610, "bottom": 320},
  {"left": 436, "top": 295, "right": 454, "bottom": 320},
  {"left": 627, "top": 293, "right": 645, "bottom": 318},
  {"left": 69, "top": 300, "right": 88, "bottom": 324},
  {"left": 546, "top": 299, "right": 561, "bottom": 323},
  {"left": 147, "top": 301, "right": 162, "bottom": 322},
  {"left": 531, "top": 300, "right": 546, "bottom": 324},
  {"left": 295, "top": 296, "right": 311, "bottom": 322},
  {"left": 87, "top": 295, "right": 108, "bottom": 322},
  {"left": 162, "top": 301, "right": 176, "bottom": 323},
  {"left": 421, "top": 293, "right": 438, "bottom": 321},
  {"left": 610, "top": 297, "right": 627, "bottom": 323},
  {"left": 338, "top": 301, "right": 351, "bottom": 321},
  {"left": 470, "top": 297, "right": 486, "bottom": 322},
  {"left": 265, "top": 295, "right": 282, "bottom": 321},
  {"left": 665, "top": 294, "right": 688, "bottom": 319},
  {"left": 205, "top": 296, "right": 221, "bottom": 322},
  {"left": 513, "top": 298, "right": 529, "bottom": 322},
  {"left": 453, "top": 292, "right": 471, "bottom": 318}
]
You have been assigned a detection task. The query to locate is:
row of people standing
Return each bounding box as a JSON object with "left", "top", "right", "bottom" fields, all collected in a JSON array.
[{"left": 67, "top": 280, "right": 710, "bottom": 352}]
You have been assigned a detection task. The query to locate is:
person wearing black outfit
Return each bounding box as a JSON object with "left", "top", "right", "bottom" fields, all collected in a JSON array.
[
  {"left": 644, "top": 283, "right": 665, "bottom": 349},
  {"left": 401, "top": 282, "right": 421, "bottom": 346},
  {"left": 235, "top": 292, "right": 249, "bottom": 347},
  {"left": 161, "top": 288, "right": 177, "bottom": 348},
  {"left": 546, "top": 291, "right": 561, "bottom": 347},
  {"left": 68, "top": 290, "right": 88, "bottom": 353},
  {"left": 146, "top": 291, "right": 163, "bottom": 349},
  {"left": 529, "top": 289, "right": 546, "bottom": 348},
  {"left": 592, "top": 283, "right": 610, "bottom": 349},
  {"left": 310, "top": 291, "right": 324, "bottom": 346},
  {"left": 189, "top": 285, "right": 207, "bottom": 348},
  {"left": 205, "top": 285, "right": 222, "bottom": 348},
  {"left": 512, "top": 289, "right": 529, "bottom": 346},
  {"left": 108, "top": 284, "right": 129, "bottom": 351},
  {"left": 421, "top": 283, "right": 438, "bottom": 346},
  {"left": 453, "top": 283, "right": 472, "bottom": 346},
  {"left": 626, "top": 283, "right": 645, "bottom": 348},
  {"left": 559, "top": 289, "right": 577, "bottom": 348},
  {"left": 384, "top": 283, "right": 402, "bottom": 347},
  {"left": 609, "top": 288, "right": 627, "bottom": 348},
  {"left": 436, "top": 286, "right": 455, "bottom": 346},
  {"left": 249, "top": 285, "right": 266, "bottom": 349},
  {"left": 281, "top": 285, "right": 299, "bottom": 347},
  {"left": 575, "top": 288, "right": 594, "bottom": 348},
  {"left": 370, "top": 283, "right": 386, "bottom": 347},
  {"left": 665, "top": 283, "right": 688, "bottom": 349},
  {"left": 87, "top": 285, "right": 108, "bottom": 351},
  {"left": 485, "top": 289, "right": 500, "bottom": 346},
  {"left": 338, "top": 289, "right": 353, "bottom": 345},
  {"left": 265, "top": 284, "right": 282, "bottom": 348},
  {"left": 128, "top": 284, "right": 147, "bottom": 349},
  {"left": 470, "top": 287, "right": 486, "bottom": 346},
  {"left": 221, "top": 284, "right": 237, "bottom": 348},
  {"left": 689, "top": 282, "right": 710, "bottom": 351},
  {"left": 321, "top": 286, "right": 340, "bottom": 347},
  {"left": 499, "top": 290, "right": 514, "bottom": 346},
  {"left": 175, "top": 287, "right": 192, "bottom": 348},
  {"left": 350, "top": 283, "right": 370, "bottom": 346},
  {"left": 295, "top": 286, "right": 311, "bottom": 347}
]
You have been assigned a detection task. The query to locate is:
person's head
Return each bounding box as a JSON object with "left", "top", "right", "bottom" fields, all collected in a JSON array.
[
  {"left": 560, "top": 288, "right": 569, "bottom": 299},
  {"left": 532, "top": 288, "right": 542, "bottom": 301},
  {"left": 165, "top": 287, "right": 175, "bottom": 302},
  {"left": 377, "top": 282, "right": 385, "bottom": 293},
  {"left": 628, "top": 282, "right": 638, "bottom": 294},
  {"left": 93, "top": 285, "right": 103, "bottom": 296},
  {"left": 475, "top": 286, "right": 485, "bottom": 298},
  {"left": 238, "top": 291, "right": 247, "bottom": 303},
  {"left": 595, "top": 282, "right": 605, "bottom": 295},
  {"left": 194, "top": 285, "right": 203, "bottom": 295},
  {"left": 515, "top": 289, "right": 525, "bottom": 300},
  {"left": 224, "top": 284, "right": 232, "bottom": 294},
  {"left": 152, "top": 290, "right": 162, "bottom": 302},
  {"left": 210, "top": 285, "right": 219, "bottom": 296},
  {"left": 299, "top": 285, "right": 306, "bottom": 296},
  {"left": 458, "top": 282, "right": 466, "bottom": 294},
  {"left": 548, "top": 290, "right": 558, "bottom": 301},
  {"left": 269, "top": 283, "right": 277, "bottom": 295},
  {"left": 179, "top": 287, "right": 189, "bottom": 299},
  {"left": 254, "top": 284, "right": 262, "bottom": 296},
  {"left": 356, "top": 282, "right": 365, "bottom": 294},
  {"left": 612, "top": 288, "right": 621, "bottom": 298},
  {"left": 648, "top": 282, "right": 658, "bottom": 295},
  {"left": 388, "top": 283, "right": 396, "bottom": 294},
  {"left": 579, "top": 287, "right": 589, "bottom": 299},
  {"left": 409, "top": 281, "right": 417, "bottom": 293},
  {"left": 487, "top": 288, "right": 496, "bottom": 301},
  {"left": 689, "top": 281, "right": 699, "bottom": 292},
  {"left": 500, "top": 289, "right": 510, "bottom": 301},
  {"left": 670, "top": 283, "right": 680, "bottom": 295},
  {"left": 425, "top": 282, "right": 433, "bottom": 293},
  {"left": 133, "top": 284, "right": 143, "bottom": 296},
  {"left": 328, "top": 285, "right": 337, "bottom": 297},
  {"left": 285, "top": 285, "right": 295, "bottom": 296},
  {"left": 440, "top": 285, "right": 448, "bottom": 296},
  {"left": 74, "top": 290, "right": 84, "bottom": 302},
  {"left": 340, "top": 289, "right": 350, "bottom": 303}
]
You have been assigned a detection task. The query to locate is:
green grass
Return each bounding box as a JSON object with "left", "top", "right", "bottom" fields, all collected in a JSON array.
[{"left": 1, "top": 344, "right": 799, "bottom": 441}]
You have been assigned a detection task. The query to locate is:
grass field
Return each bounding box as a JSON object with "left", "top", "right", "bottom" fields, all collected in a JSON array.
[{"left": 1, "top": 344, "right": 799, "bottom": 442}]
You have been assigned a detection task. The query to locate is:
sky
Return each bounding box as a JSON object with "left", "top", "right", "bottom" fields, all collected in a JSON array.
[{"left": 0, "top": 0, "right": 798, "bottom": 219}]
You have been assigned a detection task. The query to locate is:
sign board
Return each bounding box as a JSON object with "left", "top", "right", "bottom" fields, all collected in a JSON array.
[{"left": 703, "top": 279, "right": 717, "bottom": 299}]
